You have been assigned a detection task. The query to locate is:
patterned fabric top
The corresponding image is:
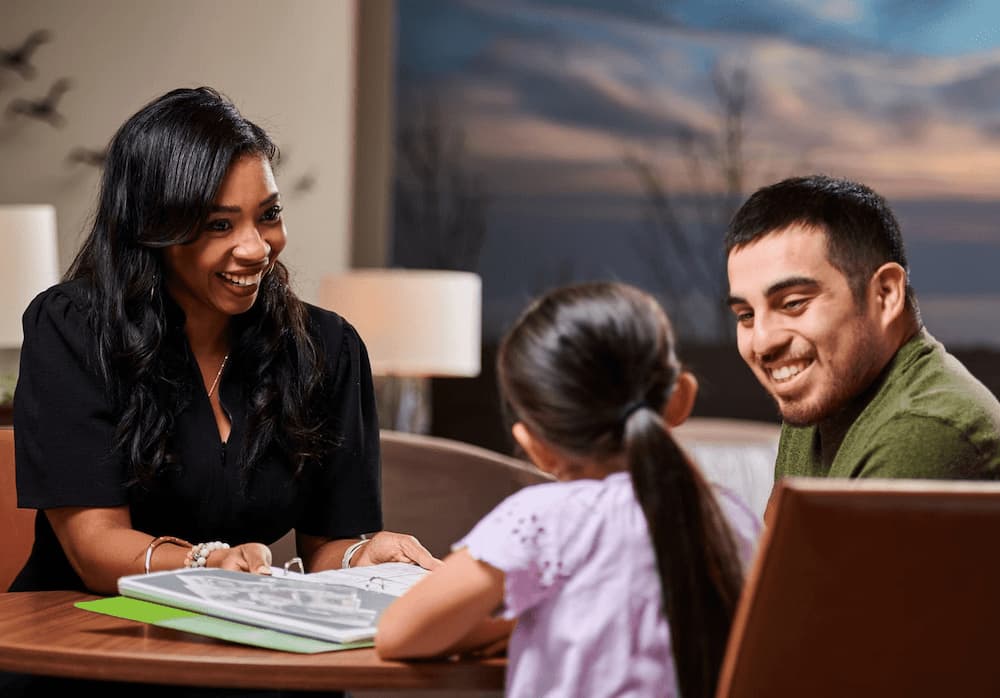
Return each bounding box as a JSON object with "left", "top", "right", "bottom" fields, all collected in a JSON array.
[{"left": 456, "top": 470, "right": 761, "bottom": 698}]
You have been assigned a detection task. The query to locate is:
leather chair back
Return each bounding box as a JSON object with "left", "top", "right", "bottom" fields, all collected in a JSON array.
[
  {"left": 0, "top": 427, "right": 34, "bottom": 590},
  {"left": 717, "top": 476, "right": 1000, "bottom": 698},
  {"left": 673, "top": 417, "right": 779, "bottom": 522},
  {"left": 380, "top": 429, "right": 553, "bottom": 559}
]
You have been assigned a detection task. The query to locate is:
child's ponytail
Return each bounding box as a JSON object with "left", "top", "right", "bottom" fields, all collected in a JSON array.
[
  {"left": 624, "top": 407, "right": 743, "bottom": 698},
  {"left": 497, "top": 281, "right": 747, "bottom": 698}
]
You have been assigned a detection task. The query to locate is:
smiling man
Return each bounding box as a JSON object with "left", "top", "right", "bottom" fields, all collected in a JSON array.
[{"left": 725, "top": 174, "right": 1000, "bottom": 481}]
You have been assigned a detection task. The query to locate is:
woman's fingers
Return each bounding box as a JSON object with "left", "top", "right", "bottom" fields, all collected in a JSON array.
[
  {"left": 216, "top": 543, "right": 272, "bottom": 574},
  {"left": 360, "top": 532, "right": 443, "bottom": 570}
]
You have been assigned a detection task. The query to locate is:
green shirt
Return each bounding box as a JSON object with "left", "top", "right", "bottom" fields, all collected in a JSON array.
[{"left": 775, "top": 329, "right": 1000, "bottom": 480}]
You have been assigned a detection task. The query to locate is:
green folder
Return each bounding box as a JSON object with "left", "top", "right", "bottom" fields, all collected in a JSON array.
[{"left": 76, "top": 596, "right": 372, "bottom": 654}]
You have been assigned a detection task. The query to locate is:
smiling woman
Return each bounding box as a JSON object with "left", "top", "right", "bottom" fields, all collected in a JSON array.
[
  {"left": 164, "top": 154, "right": 286, "bottom": 320},
  {"left": 4, "top": 86, "right": 438, "bottom": 698},
  {"left": 162, "top": 153, "right": 289, "bottom": 444}
]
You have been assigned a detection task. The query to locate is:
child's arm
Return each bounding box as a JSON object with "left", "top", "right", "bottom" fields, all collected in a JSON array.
[{"left": 375, "top": 547, "right": 515, "bottom": 659}]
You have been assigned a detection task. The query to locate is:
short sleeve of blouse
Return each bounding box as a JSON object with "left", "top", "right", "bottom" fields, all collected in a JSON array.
[
  {"left": 455, "top": 481, "right": 596, "bottom": 619},
  {"left": 14, "top": 282, "right": 127, "bottom": 508},
  {"left": 295, "top": 307, "right": 383, "bottom": 538}
]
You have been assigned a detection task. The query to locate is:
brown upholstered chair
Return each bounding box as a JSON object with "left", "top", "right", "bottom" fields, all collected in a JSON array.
[
  {"left": 716, "top": 476, "right": 1000, "bottom": 698},
  {"left": 674, "top": 417, "right": 780, "bottom": 521},
  {"left": 379, "top": 418, "right": 777, "bottom": 557},
  {"left": 268, "top": 428, "right": 554, "bottom": 566},
  {"left": 379, "top": 429, "right": 554, "bottom": 559},
  {"left": 352, "top": 430, "right": 554, "bottom": 698},
  {"left": 380, "top": 420, "right": 779, "bottom": 556},
  {"left": 0, "top": 427, "right": 34, "bottom": 590}
]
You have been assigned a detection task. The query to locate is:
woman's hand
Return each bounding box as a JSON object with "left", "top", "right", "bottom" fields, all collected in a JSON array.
[
  {"left": 352, "top": 531, "right": 443, "bottom": 570},
  {"left": 211, "top": 542, "right": 273, "bottom": 575}
]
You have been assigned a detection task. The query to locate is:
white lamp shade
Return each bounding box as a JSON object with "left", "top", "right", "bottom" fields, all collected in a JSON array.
[
  {"left": 320, "top": 269, "right": 481, "bottom": 377},
  {"left": 0, "top": 205, "right": 59, "bottom": 348}
]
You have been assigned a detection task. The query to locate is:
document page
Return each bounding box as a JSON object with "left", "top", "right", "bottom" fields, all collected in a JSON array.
[
  {"left": 118, "top": 567, "right": 399, "bottom": 643},
  {"left": 271, "top": 561, "right": 429, "bottom": 597}
]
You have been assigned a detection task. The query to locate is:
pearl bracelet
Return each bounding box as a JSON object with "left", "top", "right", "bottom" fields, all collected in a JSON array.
[{"left": 184, "top": 541, "right": 230, "bottom": 568}]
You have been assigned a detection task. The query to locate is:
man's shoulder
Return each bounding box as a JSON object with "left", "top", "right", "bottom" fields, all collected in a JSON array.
[
  {"left": 841, "top": 331, "right": 1000, "bottom": 477},
  {"left": 777, "top": 330, "right": 1000, "bottom": 480},
  {"left": 889, "top": 329, "right": 1000, "bottom": 421}
]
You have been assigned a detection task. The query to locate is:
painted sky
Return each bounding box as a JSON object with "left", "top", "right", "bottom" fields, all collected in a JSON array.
[{"left": 395, "top": 0, "right": 1000, "bottom": 347}]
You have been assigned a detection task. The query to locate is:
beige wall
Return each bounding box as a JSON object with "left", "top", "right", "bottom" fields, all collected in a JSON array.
[
  {"left": 0, "top": 0, "right": 375, "bottom": 376},
  {"left": 1, "top": 0, "right": 359, "bottom": 299}
]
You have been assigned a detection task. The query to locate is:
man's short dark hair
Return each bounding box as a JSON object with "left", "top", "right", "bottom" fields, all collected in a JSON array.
[{"left": 725, "top": 174, "right": 918, "bottom": 314}]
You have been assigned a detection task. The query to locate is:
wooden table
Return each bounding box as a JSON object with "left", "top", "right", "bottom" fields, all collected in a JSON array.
[{"left": 0, "top": 591, "right": 506, "bottom": 691}]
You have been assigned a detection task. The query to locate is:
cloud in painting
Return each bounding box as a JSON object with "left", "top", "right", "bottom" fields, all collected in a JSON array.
[
  {"left": 938, "top": 64, "right": 1000, "bottom": 111},
  {"left": 415, "top": 9, "right": 1000, "bottom": 202},
  {"left": 396, "top": 0, "right": 1000, "bottom": 347}
]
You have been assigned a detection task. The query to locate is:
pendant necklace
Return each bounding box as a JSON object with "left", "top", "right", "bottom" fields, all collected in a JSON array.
[{"left": 207, "top": 354, "right": 230, "bottom": 398}]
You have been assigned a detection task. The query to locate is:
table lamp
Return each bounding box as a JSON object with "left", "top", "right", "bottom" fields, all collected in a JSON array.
[
  {"left": 0, "top": 205, "right": 59, "bottom": 348},
  {"left": 0, "top": 204, "right": 59, "bottom": 420},
  {"left": 319, "top": 269, "right": 481, "bottom": 433}
]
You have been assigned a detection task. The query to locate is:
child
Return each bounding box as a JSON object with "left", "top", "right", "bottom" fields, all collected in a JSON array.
[{"left": 375, "top": 281, "right": 761, "bottom": 698}]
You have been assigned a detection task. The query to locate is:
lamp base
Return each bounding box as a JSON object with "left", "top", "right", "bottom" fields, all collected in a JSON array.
[{"left": 374, "top": 376, "right": 431, "bottom": 434}]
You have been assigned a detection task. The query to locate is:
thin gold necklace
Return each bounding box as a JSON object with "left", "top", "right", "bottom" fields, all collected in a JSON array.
[{"left": 207, "top": 354, "right": 229, "bottom": 398}]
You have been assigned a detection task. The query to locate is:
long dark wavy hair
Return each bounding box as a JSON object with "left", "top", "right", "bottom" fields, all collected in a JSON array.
[
  {"left": 66, "top": 86, "right": 330, "bottom": 486},
  {"left": 497, "top": 281, "right": 745, "bottom": 698}
]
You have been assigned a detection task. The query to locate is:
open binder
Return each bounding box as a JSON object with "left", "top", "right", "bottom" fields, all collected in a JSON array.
[{"left": 78, "top": 561, "right": 428, "bottom": 652}]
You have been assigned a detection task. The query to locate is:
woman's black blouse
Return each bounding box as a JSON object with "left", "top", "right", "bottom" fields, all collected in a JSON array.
[{"left": 10, "top": 280, "right": 382, "bottom": 592}]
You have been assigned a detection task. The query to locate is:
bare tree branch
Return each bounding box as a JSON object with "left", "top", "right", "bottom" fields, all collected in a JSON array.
[
  {"left": 626, "top": 61, "right": 758, "bottom": 341},
  {"left": 393, "top": 95, "right": 488, "bottom": 272}
]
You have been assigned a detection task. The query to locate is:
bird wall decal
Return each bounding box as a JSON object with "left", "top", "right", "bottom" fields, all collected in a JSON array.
[
  {"left": 6, "top": 77, "right": 71, "bottom": 127},
  {"left": 293, "top": 172, "right": 317, "bottom": 194},
  {"left": 67, "top": 146, "right": 107, "bottom": 167},
  {"left": 272, "top": 150, "right": 317, "bottom": 197},
  {"left": 0, "top": 30, "right": 51, "bottom": 80}
]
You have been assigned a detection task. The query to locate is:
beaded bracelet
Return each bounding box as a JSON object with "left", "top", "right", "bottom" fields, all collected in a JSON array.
[
  {"left": 144, "top": 535, "right": 193, "bottom": 574},
  {"left": 184, "top": 541, "right": 231, "bottom": 568}
]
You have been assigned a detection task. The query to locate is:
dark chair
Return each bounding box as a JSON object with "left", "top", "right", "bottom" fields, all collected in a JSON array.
[
  {"left": 673, "top": 417, "right": 779, "bottom": 521},
  {"left": 0, "top": 427, "right": 34, "bottom": 590},
  {"left": 717, "top": 476, "right": 1000, "bottom": 698}
]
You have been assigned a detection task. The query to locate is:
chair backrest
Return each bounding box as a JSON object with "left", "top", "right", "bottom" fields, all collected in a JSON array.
[
  {"left": 673, "top": 417, "right": 779, "bottom": 521},
  {"left": 716, "top": 476, "right": 1000, "bottom": 698},
  {"left": 0, "top": 427, "right": 34, "bottom": 590},
  {"left": 380, "top": 429, "right": 554, "bottom": 559},
  {"left": 274, "top": 419, "right": 777, "bottom": 563}
]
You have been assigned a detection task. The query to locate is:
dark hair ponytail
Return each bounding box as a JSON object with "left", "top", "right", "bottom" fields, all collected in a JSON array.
[
  {"left": 498, "top": 281, "right": 744, "bottom": 698},
  {"left": 624, "top": 408, "right": 743, "bottom": 698}
]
